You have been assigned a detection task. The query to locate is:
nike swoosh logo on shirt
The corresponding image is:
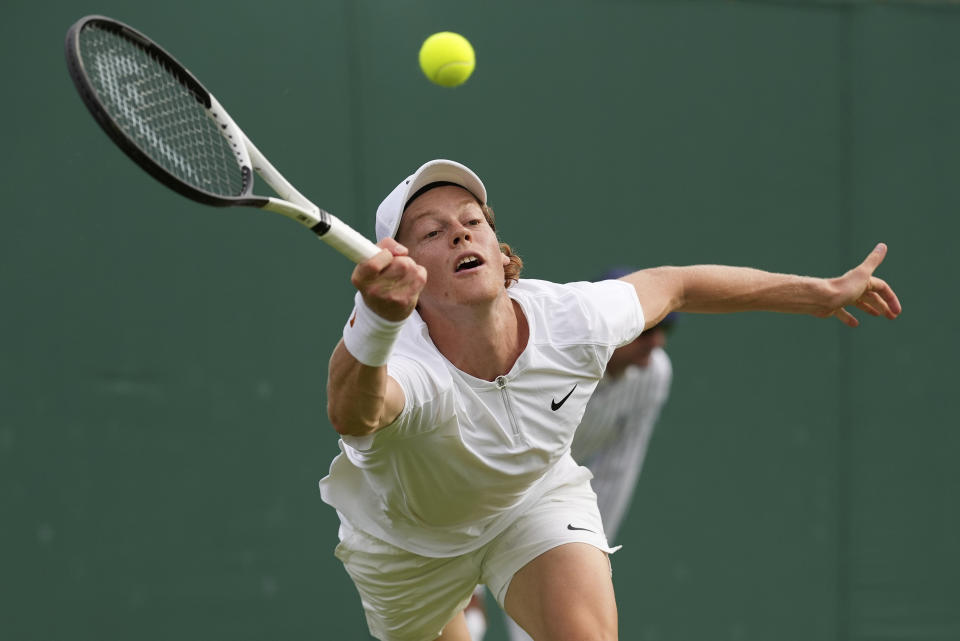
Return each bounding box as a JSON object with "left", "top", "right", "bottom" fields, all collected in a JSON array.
[{"left": 551, "top": 384, "right": 578, "bottom": 411}]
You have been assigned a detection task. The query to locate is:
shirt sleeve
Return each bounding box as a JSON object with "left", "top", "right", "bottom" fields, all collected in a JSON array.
[
  {"left": 383, "top": 353, "right": 455, "bottom": 438},
  {"left": 566, "top": 279, "right": 646, "bottom": 348},
  {"left": 339, "top": 318, "right": 455, "bottom": 451}
]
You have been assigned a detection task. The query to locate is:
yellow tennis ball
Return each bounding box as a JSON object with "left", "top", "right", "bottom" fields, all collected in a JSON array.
[{"left": 419, "top": 32, "right": 475, "bottom": 87}]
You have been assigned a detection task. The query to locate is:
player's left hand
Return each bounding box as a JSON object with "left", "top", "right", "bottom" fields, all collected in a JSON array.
[{"left": 822, "top": 243, "right": 902, "bottom": 327}]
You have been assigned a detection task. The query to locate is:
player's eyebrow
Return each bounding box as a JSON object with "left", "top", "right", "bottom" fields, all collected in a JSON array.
[{"left": 405, "top": 197, "right": 479, "bottom": 227}]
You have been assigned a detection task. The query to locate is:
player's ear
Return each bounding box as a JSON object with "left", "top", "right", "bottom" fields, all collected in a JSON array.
[{"left": 501, "top": 251, "right": 510, "bottom": 267}]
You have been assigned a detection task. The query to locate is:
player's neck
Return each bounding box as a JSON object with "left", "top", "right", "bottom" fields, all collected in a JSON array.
[{"left": 422, "top": 295, "right": 528, "bottom": 381}]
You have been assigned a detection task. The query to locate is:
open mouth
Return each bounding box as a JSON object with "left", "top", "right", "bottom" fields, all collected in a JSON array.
[{"left": 455, "top": 254, "right": 484, "bottom": 272}]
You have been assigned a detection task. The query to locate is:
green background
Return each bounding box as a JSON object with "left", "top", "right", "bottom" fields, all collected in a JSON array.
[{"left": 2, "top": 1, "right": 958, "bottom": 639}]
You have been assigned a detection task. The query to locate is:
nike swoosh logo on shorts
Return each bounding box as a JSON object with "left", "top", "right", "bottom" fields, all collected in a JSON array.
[{"left": 551, "top": 384, "right": 578, "bottom": 411}]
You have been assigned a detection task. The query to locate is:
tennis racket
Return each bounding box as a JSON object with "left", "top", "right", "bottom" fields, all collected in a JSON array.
[{"left": 64, "top": 15, "right": 380, "bottom": 264}]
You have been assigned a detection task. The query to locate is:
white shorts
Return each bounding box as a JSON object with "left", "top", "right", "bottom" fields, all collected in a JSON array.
[{"left": 334, "top": 475, "right": 620, "bottom": 641}]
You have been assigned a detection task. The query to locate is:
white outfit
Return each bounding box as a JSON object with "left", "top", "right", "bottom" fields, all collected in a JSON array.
[
  {"left": 506, "top": 347, "right": 673, "bottom": 641},
  {"left": 335, "top": 468, "right": 611, "bottom": 641},
  {"left": 320, "top": 278, "right": 643, "bottom": 641}
]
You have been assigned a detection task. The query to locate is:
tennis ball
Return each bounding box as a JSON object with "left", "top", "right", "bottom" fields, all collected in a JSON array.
[{"left": 419, "top": 32, "right": 475, "bottom": 87}]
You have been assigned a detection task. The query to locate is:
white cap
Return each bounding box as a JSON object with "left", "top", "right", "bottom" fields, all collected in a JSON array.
[{"left": 375, "top": 159, "right": 487, "bottom": 242}]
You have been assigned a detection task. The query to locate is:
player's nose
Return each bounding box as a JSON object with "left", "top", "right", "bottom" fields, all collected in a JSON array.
[{"left": 451, "top": 229, "right": 471, "bottom": 246}]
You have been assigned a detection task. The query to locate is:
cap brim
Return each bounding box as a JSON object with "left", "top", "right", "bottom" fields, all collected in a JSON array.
[
  {"left": 402, "top": 160, "right": 486, "bottom": 210},
  {"left": 378, "top": 159, "right": 487, "bottom": 241}
]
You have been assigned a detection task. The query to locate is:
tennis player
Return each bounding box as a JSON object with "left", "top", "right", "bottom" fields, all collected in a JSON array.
[{"left": 320, "top": 159, "right": 901, "bottom": 641}]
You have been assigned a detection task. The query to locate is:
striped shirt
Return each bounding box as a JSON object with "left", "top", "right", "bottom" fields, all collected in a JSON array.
[{"left": 570, "top": 347, "right": 672, "bottom": 541}]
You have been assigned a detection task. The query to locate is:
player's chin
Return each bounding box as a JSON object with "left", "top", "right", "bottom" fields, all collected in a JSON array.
[{"left": 450, "top": 275, "right": 503, "bottom": 303}]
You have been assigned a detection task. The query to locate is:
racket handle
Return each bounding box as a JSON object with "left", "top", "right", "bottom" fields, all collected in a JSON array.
[{"left": 316, "top": 215, "right": 381, "bottom": 264}]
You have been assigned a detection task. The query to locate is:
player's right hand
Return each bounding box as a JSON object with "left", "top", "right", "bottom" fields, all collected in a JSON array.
[{"left": 351, "top": 238, "right": 427, "bottom": 322}]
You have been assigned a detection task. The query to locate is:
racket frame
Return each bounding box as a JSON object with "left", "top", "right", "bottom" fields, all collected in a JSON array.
[{"left": 65, "top": 15, "right": 380, "bottom": 263}]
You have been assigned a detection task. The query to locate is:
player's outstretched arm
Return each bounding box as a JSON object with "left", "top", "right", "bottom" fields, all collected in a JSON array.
[
  {"left": 621, "top": 243, "right": 901, "bottom": 330},
  {"left": 327, "top": 239, "right": 426, "bottom": 437}
]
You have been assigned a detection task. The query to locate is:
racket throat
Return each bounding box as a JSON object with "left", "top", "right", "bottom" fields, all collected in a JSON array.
[
  {"left": 258, "top": 196, "right": 325, "bottom": 228},
  {"left": 310, "top": 214, "right": 331, "bottom": 235}
]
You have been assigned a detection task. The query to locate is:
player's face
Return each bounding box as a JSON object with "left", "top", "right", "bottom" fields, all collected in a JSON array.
[{"left": 396, "top": 185, "right": 510, "bottom": 310}]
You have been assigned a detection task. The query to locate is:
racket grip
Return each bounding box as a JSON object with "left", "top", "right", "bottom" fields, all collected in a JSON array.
[{"left": 316, "top": 215, "right": 381, "bottom": 264}]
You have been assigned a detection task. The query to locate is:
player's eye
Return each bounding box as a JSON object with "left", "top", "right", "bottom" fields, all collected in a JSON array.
[{"left": 424, "top": 229, "right": 440, "bottom": 239}]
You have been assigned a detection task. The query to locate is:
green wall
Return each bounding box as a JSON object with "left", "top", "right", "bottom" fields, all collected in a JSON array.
[{"left": 2, "top": 1, "right": 957, "bottom": 640}]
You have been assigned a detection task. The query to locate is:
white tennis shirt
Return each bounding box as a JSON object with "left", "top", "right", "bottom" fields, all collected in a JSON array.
[{"left": 319, "top": 278, "right": 644, "bottom": 557}]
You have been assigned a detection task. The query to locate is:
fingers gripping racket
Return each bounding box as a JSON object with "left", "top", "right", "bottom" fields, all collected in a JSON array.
[{"left": 64, "top": 15, "right": 380, "bottom": 264}]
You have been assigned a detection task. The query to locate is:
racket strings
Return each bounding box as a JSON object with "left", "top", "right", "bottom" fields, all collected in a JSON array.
[{"left": 79, "top": 25, "right": 246, "bottom": 197}]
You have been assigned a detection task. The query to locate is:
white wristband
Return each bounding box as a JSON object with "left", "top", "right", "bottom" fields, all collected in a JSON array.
[{"left": 342, "top": 292, "right": 405, "bottom": 367}]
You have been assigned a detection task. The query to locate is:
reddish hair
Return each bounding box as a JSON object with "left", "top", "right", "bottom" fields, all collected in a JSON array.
[{"left": 482, "top": 204, "right": 523, "bottom": 288}]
